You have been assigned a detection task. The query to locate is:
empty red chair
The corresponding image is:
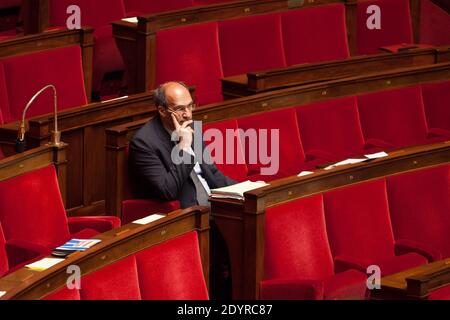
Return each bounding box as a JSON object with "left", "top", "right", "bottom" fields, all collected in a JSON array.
[
  {"left": 420, "top": 0, "right": 450, "bottom": 46},
  {"left": 357, "top": 0, "right": 413, "bottom": 55},
  {"left": 357, "top": 86, "right": 443, "bottom": 149},
  {"left": 0, "top": 165, "right": 120, "bottom": 250},
  {"left": 296, "top": 96, "right": 369, "bottom": 163},
  {"left": 48, "top": 231, "right": 208, "bottom": 300},
  {"left": 281, "top": 4, "right": 350, "bottom": 65},
  {"left": 421, "top": 80, "right": 450, "bottom": 137},
  {"left": 202, "top": 119, "right": 249, "bottom": 182},
  {"left": 124, "top": 0, "right": 194, "bottom": 15},
  {"left": 324, "top": 179, "right": 428, "bottom": 277},
  {"left": 387, "top": 164, "right": 450, "bottom": 259},
  {"left": 49, "top": 0, "right": 126, "bottom": 97},
  {"left": 1, "top": 46, "right": 87, "bottom": 123},
  {"left": 262, "top": 194, "right": 367, "bottom": 300},
  {"left": 218, "top": 13, "right": 286, "bottom": 76},
  {"left": 155, "top": 22, "right": 223, "bottom": 105},
  {"left": 237, "top": 108, "right": 307, "bottom": 181}
]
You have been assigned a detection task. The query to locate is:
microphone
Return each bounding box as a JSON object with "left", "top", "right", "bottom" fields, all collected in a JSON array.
[{"left": 15, "top": 84, "right": 62, "bottom": 153}]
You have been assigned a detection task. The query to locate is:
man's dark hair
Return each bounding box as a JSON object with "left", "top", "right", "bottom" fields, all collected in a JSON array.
[{"left": 153, "top": 81, "right": 189, "bottom": 108}]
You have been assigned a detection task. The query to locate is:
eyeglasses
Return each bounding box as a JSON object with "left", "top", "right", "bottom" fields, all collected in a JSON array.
[{"left": 166, "top": 102, "right": 196, "bottom": 114}]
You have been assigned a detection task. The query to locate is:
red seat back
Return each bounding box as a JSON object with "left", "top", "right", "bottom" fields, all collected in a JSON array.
[
  {"left": 357, "top": 86, "right": 429, "bottom": 148},
  {"left": 387, "top": 164, "right": 450, "bottom": 258},
  {"left": 324, "top": 179, "right": 396, "bottom": 263},
  {"left": 1, "top": 46, "right": 87, "bottom": 123},
  {"left": 357, "top": 0, "right": 413, "bottom": 54},
  {"left": 281, "top": 4, "right": 350, "bottom": 65},
  {"left": 421, "top": 80, "right": 450, "bottom": 132},
  {"left": 296, "top": 96, "right": 366, "bottom": 160},
  {"left": 218, "top": 13, "right": 286, "bottom": 76},
  {"left": 237, "top": 108, "right": 305, "bottom": 179},
  {"left": 420, "top": 0, "right": 450, "bottom": 46},
  {"left": 155, "top": 22, "right": 223, "bottom": 105},
  {"left": 202, "top": 119, "right": 249, "bottom": 182},
  {"left": 124, "top": 0, "right": 194, "bottom": 15},
  {"left": 0, "top": 223, "right": 8, "bottom": 277},
  {"left": 0, "top": 62, "right": 7, "bottom": 125},
  {"left": 265, "top": 194, "right": 335, "bottom": 280},
  {"left": 0, "top": 166, "right": 70, "bottom": 248},
  {"left": 48, "top": 231, "right": 208, "bottom": 300},
  {"left": 49, "top": 0, "right": 126, "bottom": 28}
]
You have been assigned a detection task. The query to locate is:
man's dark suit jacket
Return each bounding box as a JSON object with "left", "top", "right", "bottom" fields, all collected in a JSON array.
[{"left": 129, "top": 116, "right": 236, "bottom": 208}]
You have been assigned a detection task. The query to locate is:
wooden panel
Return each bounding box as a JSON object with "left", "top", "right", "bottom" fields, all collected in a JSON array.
[
  {"left": 22, "top": 0, "right": 49, "bottom": 35},
  {"left": 62, "top": 130, "right": 84, "bottom": 210}
]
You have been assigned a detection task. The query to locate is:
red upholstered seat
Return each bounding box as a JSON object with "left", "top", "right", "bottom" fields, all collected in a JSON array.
[
  {"left": 202, "top": 119, "right": 249, "bottom": 182},
  {"left": 49, "top": 0, "right": 126, "bottom": 94},
  {"left": 46, "top": 231, "right": 208, "bottom": 300},
  {"left": 281, "top": 4, "right": 350, "bottom": 65},
  {"left": 356, "top": 0, "right": 413, "bottom": 55},
  {"left": 296, "top": 96, "right": 367, "bottom": 163},
  {"left": 0, "top": 224, "right": 8, "bottom": 277},
  {"left": 218, "top": 13, "right": 286, "bottom": 76},
  {"left": 421, "top": 80, "right": 450, "bottom": 137},
  {"left": 324, "top": 179, "right": 428, "bottom": 276},
  {"left": 121, "top": 146, "right": 179, "bottom": 225},
  {"left": 155, "top": 22, "right": 223, "bottom": 105},
  {"left": 387, "top": 164, "right": 450, "bottom": 259},
  {"left": 420, "top": 0, "right": 450, "bottom": 46},
  {"left": 357, "top": 86, "right": 442, "bottom": 149},
  {"left": 261, "top": 195, "right": 367, "bottom": 300},
  {"left": 0, "top": 62, "right": 6, "bottom": 125},
  {"left": 0, "top": 46, "right": 87, "bottom": 123},
  {"left": 237, "top": 108, "right": 306, "bottom": 180},
  {"left": 124, "top": 0, "right": 194, "bottom": 16},
  {"left": 0, "top": 166, "right": 120, "bottom": 250}
]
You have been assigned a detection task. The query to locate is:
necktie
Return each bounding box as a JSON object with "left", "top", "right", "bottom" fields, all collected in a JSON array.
[{"left": 190, "top": 169, "right": 210, "bottom": 206}]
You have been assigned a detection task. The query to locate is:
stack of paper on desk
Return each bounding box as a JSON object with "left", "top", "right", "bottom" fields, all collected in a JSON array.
[{"left": 211, "top": 180, "right": 269, "bottom": 201}]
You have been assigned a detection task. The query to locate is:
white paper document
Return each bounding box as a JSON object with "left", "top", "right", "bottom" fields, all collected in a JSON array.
[
  {"left": 211, "top": 180, "right": 269, "bottom": 200},
  {"left": 0, "top": 291, "right": 6, "bottom": 298},
  {"left": 122, "top": 17, "right": 138, "bottom": 23},
  {"left": 298, "top": 171, "right": 314, "bottom": 177},
  {"left": 365, "top": 151, "right": 389, "bottom": 159},
  {"left": 133, "top": 214, "right": 166, "bottom": 225},
  {"left": 26, "top": 258, "right": 65, "bottom": 271}
]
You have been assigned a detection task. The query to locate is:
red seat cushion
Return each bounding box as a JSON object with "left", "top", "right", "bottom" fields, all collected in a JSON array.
[
  {"left": 121, "top": 199, "right": 180, "bottom": 225},
  {"left": 218, "top": 13, "right": 286, "bottom": 76},
  {"left": 324, "top": 179, "right": 397, "bottom": 263},
  {"left": 44, "top": 287, "right": 81, "bottom": 300},
  {"left": 421, "top": 80, "right": 450, "bottom": 133},
  {"left": 237, "top": 108, "right": 305, "bottom": 179},
  {"left": 357, "top": 86, "right": 431, "bottom": 148},
  {"left": 124, "top": 0, "right": 194, "bottom": 15},
  {"left": 80, "top": 256, "right": 142, "bottom": 300},
  {"left": 264, "top": 194, "right": 334, "bottom": 280},
  {"left": 155, "top": 22, "right": 223, "bottom": 105},
  {"left": 357, "top": 0, "right": 413, "bottom": 55},
  {"left": 1, "top": 46, "right": 88, "bottom": 123},
  {"left": 202, "top": 119, "right": 249, "bottom": 182},
  {"left": 429, "top": 284, "right": 450, "bottom": 300},
  {"left": 0, "top": 166, "right": 70, "bottom": 248},
  {"left": 281, "top": 4, "right": 350, "bottom": 65},
  {"left": 323, "top": 269, "right": 368, "bottom": 300},
  {"left": 136, "top": 231, "right": 208, "bottom": 300},
  {"left": 387, "top": 164, "right": 450, "bottom": 258},
  {"left": 373, "top": 253, "right": 427, "bottom": 276},
  {"left": 296, "top": 96, "right": 366, "bottom": 162}
]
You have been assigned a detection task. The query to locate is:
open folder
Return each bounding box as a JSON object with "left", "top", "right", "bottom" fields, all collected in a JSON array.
[{"left": 210, "top": 180, "right": 269, "bottom": 201}]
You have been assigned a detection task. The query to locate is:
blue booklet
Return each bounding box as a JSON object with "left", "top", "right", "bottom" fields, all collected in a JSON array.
[{"left": 55, "top": 239, "right": 102, "bottom": 252}]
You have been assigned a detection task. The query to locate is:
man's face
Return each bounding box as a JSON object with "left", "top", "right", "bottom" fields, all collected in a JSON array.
[{"left": 159, "top": 83, "right": 194, "bottom": 130}]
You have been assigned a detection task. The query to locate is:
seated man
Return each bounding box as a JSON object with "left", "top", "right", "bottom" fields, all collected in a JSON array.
[
  {"left": 129, "top": 81, "right": 235, "bottom": 299},
  {"left": 129, "top": 81, "right": 236, "bottom": 208}
]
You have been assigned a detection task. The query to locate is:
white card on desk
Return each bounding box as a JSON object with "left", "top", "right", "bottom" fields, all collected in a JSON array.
[{"left": 133, "top": 214, "right": 166, "bottom": 225}]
